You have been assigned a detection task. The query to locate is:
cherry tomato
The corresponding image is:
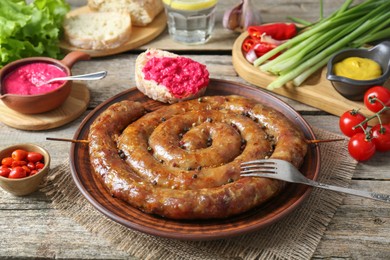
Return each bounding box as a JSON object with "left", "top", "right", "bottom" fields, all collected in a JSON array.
[
  {"left": 348, "top": 133, "right": 376, "bottom": 161},
  {"left": 27, "top": 152, "right": 44, "bottom": 163},
  {"left": 0, "top": 168, "right": 10, "bottom": 178},
  {"left": 35, "top": 162, "right": 45, "bottom": 170},
  {"left": 22, "top": 165, "right": 31, "bottom": 175},
  {"left": 1, "top": 157, "right": 13, "bottom": 167},
  {"left": 364, "top": 86, "right": 390, "bottom": 113},
  {"left": 371, "top": 124, "right": 390, "bottom": 152},
  {"left": 1, "top": 150, "right": 45, "bottom": 179},
  {"left": 27, "top": 162, "right": 36, "bottom": 170},
  {"left": 11, "top": 160, "right": 27, "bottom": 168},
  {"left": 339, "top": 110, "right": 367, "bottom": 137},
  {"left": 11, "top": 149, "right": 28, "bottom": 161},
  {"left": 8, "top": 166, "right": 27, "bottom": 179}
]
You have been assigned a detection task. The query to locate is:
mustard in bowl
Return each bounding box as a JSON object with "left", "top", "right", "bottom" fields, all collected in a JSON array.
[{"left": 326, "top": 41, "right": 390, "bottom": 101}]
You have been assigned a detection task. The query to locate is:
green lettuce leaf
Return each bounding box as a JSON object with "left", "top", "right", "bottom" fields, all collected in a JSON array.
[{"left": 0, "top": 0, "right": 70, "bottom": 68}]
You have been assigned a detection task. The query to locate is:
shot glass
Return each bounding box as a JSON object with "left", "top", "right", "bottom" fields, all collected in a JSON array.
[{"left": 162, "top": 0, "right": 218, "bottom": 45}]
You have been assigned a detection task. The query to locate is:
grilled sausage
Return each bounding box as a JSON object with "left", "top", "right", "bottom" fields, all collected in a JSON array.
[{"left": 88, "top": 96, "right": 307, "bottom": 219}]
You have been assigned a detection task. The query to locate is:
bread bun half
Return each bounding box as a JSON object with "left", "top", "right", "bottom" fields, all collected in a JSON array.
[
  {"left": 135, "top": 49, "right": 209, "bottom": 103},
  {"left": 63, "top": 12, "right": 132, "bottom": 50},
  {"left": 88, "top": 0, "right": 163, "bottom": 26}
]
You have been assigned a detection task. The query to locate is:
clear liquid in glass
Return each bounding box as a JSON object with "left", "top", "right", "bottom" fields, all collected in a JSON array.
[{"left": 165, "top": 5, "right": 216, "bottom": 45}]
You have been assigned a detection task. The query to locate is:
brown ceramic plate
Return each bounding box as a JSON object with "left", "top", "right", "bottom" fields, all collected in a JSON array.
[{"left": 70, "top": 79, "right": 320, "bottom": 241}]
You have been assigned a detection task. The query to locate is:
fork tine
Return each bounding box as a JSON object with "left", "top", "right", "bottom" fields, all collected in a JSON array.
[
  {"left": 240, "top": 169, "right": 276, "bottom": 174},
  {"left": 241, "top": 160, "right": 276, "bottom": 167},
  {"left": 240, "top": 173, "right": 279, "bottom": 179},
  {"left": 240, "top": 164, "right": 275, "bottom": 170}
]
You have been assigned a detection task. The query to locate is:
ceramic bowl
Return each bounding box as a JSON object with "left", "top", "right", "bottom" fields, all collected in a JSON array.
[
  {"left": 326, "top": 41, "right": 390, "bottom": 101},
  {"left": 0, "top": 51, "right": 90, "bottom": 114},
  {"left": 0, "top": 143, "right": 50, "bottom": 196}
]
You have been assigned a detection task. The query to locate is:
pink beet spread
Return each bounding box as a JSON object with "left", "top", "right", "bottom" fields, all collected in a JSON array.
[
  {"left": 142, "top": 56, "right": 209, "bottom": 98},
  {"left": 2, "top": 62, "right": 67, "bottom": 95}
]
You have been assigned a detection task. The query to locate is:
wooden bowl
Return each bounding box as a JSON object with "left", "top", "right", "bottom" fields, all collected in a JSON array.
[
  {"left": 0, "top": 143, "right": 50, "bottom": 196},
  {"left": 0, "top": 51, "right": 90, "bottom": 114}
]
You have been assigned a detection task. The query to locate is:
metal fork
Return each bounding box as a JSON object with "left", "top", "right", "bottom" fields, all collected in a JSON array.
[{"left": 241, "top": 159, "right": 390, "bottom": 203}]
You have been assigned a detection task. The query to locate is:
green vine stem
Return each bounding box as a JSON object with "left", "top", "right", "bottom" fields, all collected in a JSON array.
[{"left": 352, "top": 97, "right": 390, "bottom": 139}]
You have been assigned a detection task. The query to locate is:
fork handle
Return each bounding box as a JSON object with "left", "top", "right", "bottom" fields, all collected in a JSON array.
[{"left": 306, "top": 179, "right": 390, "bottom": 203}]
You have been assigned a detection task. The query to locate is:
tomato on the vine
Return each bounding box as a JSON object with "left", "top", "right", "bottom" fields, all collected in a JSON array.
[
  {"left": 339, "top": 110, "right": 367, "bottom": 137},
  {"left": 363, "top": 86, "right": 390, "bottom": 113},
  {"left": 371, "top": 124, "right": 390, "bottom": 152},
  {"left": 348, "top": 133, "right": 376, "bottom": 161}
]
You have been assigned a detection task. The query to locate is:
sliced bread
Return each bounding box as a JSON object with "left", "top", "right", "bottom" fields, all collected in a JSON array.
[
  {"left": 87, "top": 0, "right": 164, "bottom": 26},
  {"left": 135, "top": 49, "right": 209, "bottom": 103},
  {"left": 63, "top": 12, "right": 132, "bottom": 50}
]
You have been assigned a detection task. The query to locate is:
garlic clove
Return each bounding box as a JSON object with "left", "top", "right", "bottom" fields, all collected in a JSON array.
[
  {"left": 223, "top": 0, "right": 262, "bottom": 32},
  {"left": 222, "top": 1, "right": 243, "bottom": 31},
  {"left": 240, "top": 0, "right": 262, "bottom": 31}
]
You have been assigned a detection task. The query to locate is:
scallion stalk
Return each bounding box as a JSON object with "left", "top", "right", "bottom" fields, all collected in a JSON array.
[
  {"left": 267, "top": 9, "right": 390, "bottom": 89},
  {"left": 252, "top": 0, "right": 390, "bottom": 89}
]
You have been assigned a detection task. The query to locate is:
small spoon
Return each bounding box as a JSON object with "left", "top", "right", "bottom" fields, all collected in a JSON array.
[{"left": 40, "top": 70, "right": 107, "bottom": 85}]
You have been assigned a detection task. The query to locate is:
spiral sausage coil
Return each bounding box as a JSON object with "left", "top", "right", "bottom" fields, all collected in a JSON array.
[{"left": 88, "top": 95, "right": 307, "bottom": 219}]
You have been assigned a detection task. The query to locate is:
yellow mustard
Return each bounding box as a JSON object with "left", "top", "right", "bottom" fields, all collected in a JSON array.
[{"left": 334, "top": 57, "right": 382, "bottom": 80}]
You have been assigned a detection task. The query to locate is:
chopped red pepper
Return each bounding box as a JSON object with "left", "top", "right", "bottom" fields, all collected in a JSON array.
[
  {"left": 242, "top": 37, "right": 257, "bottom": 53},
  {"left": 252, "top": 42, "right": 278, "bottom": 58},
  {"left": 248, "top": 23, "right": 297, "bottom": 41},
  {"left": 241, "top": 23, "right": 297, "bottom": 63},
  {"left": 242, "top": 36, "right": 280, "bottom": 62}
]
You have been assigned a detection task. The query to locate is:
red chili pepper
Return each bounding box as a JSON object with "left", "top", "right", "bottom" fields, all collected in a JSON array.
[
  {"left": 242, "top": 37, "right": 259, "bottom": 53},
  {"left": 242, "top": 37, "right": 280, "bottom": 63},
  {"left": 252, "top": 42, "right": 280, "bottom": 60},
  {"left": 248, "top": 23, "right": 297, "bottom": 41}
]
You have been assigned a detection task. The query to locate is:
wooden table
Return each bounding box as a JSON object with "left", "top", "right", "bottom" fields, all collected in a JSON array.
[{"left": 1, "top": 0, "right": 389, "bottom": 259}]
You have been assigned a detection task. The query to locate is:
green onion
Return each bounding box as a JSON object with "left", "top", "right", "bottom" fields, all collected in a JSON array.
[{"left": 252, "top": 0, "right": 390, "bottom": 89}]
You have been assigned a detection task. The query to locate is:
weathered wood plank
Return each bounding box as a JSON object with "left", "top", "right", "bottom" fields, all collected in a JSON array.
[
  {"left": 0, "top": 189, "right": 129, "bottom": 259},
  {"left": 314, "top": 181, "right": 390, "bottom": 259},
  {"left": 0, "top": 1, "right": 388, "bottom": 259}
]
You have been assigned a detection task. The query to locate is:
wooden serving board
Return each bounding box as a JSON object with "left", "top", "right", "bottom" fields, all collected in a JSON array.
[
  {"left": 232, "top": 32, "right": 390, "bottom": 124},
  {"left": 59, "top": 6, "right": 167, "bottom": 57},
  {"left": 0, "top": 83, "right": 89, "bottom": 131}
]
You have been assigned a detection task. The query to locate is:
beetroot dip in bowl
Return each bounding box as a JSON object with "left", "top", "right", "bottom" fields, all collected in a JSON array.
[
  {"left": 0, "top": 51, "right": 90, "bottom": 114},
  {"left": 2, "top": 62, "right": 68, "bottom": 96}
]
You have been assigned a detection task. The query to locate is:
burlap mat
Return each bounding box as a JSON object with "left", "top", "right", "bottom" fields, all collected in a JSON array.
[{"left": 41, "top": 128, "right": 357, "bottom": 260}]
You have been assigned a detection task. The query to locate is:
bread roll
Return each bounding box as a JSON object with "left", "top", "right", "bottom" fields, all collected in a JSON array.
[
  {"left": 63, "top": 12, "right": 132, "bottom": 50},
  {"left": 88, "top": 0, "right": 164, "bottom": 26},
  {"left": 135, "top": 49, "right": 209, "bottom": 103}
]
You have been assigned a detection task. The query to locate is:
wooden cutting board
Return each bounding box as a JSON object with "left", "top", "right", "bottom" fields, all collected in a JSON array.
[
  {"left": 59, "top": 6, "right": 167, "bottom": 57},
  {"left": 0, "top": 83, "right": 89, "bottom": 131},
  {"left": 232, "top": 32, "right": 390, "bottom": 124}
]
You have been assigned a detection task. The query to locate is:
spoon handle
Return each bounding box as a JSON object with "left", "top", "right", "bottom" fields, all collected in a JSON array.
[{"left": 46, "top": 71, "right": 107, "bottom": 83}]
